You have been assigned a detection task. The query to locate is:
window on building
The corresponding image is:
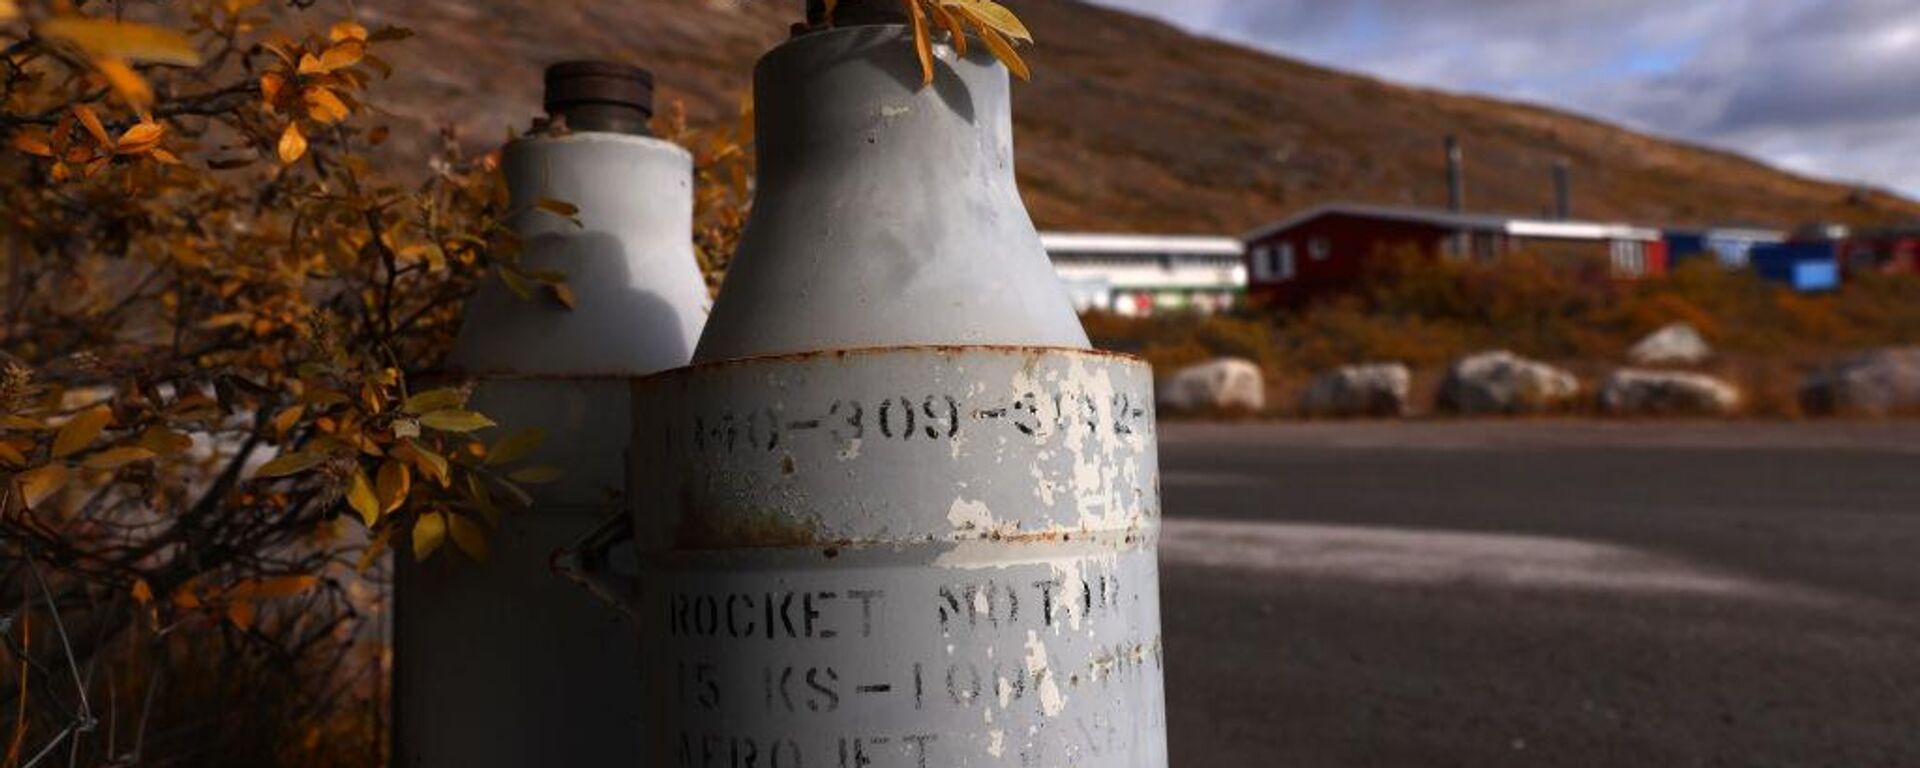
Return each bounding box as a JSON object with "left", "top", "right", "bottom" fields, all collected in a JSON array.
[
  {"left": 1308, "top": 237, "right": 1331, "bottom": 261},
  {"left": 1250, "top": 245, "right": 1272, "bottom": 281},
  {"left": 1275, "top": 243, "right": 1297, "bottom": 280},
  {"left": 1611, "top": 241, "right": 1647, "bottom": 277}
]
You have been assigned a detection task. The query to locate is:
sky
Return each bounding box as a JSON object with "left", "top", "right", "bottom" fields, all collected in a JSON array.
[{"left": 1086, "top": 0, "right": 1920, "bottom": 199}]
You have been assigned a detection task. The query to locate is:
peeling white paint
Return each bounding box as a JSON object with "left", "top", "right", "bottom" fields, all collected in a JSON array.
[
  {"left": 947, "top": 497, "right": 997, "bottom": 533},
  {"left": 1025, "top": 631, "right": 1065, "bottom": 717}
]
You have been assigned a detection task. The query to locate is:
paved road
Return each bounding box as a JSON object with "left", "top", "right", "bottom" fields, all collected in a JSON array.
[{"left": 1156, "top": 421, "right": 1920, "bottom": 767}]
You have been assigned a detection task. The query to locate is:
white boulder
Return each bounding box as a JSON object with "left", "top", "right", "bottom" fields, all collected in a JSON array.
[
  {"left": 1628, "top": 322, "right": 1713, "bottom": 366},
  {"left": 1799, "top": 347, "right": 1920, "bottom": 417},
  {"left": 1600, "top": 369, "right": 1741, "bottom": 416},
  {"left": 1436, "top": 350, "right": 1580, "bottom": 415},
  {"left": 1300, "top": 363, "right": 1410, "bottom": 418},
  {"left": 1159, "top": 358, "right": 1266, "bottom": 413}
]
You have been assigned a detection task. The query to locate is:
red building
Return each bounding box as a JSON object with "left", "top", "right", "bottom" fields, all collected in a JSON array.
[
  {"left": 1835, "top": 226, "right": 1920, "bottom": 277},
  {"left": 1242, "top": 203, "right": 1668, "bottom": 309}
]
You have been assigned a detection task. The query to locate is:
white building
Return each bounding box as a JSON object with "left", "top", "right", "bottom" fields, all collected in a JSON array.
[{"left": 1040, "top": 232, "right": 1247, "bottom": 316}]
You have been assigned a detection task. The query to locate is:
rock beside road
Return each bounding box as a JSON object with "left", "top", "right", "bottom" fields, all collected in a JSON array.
[
  {"left": 1437, "top": 350, "right": 1580, "bottom": 415},
  {"left": 1799, "top": 347, "right": 1920, "bottom": 417},
  {"left": 1600, "top": 369, "right": 1741, "bottom": 416},
  {"left": 1628, "top": 322, "right": 1712, "bottom": 366},
  {"left": 1160, "top": 358, "right": 1266, "bottom": 413},
  {"left": 1300, "top": 363, "right": 1410, "bottom": 418}
]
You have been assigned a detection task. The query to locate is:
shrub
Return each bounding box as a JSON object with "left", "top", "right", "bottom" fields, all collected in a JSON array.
[{"left": 1086, "top": 249, "right": 1920, "bottom": 415}]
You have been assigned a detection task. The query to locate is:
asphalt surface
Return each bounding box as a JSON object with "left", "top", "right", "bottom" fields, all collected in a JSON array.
[{"left": 1156, "top": 421, "right": 1920, "bottom": 768}]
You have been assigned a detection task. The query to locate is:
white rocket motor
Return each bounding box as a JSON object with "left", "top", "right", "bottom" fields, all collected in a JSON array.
[{"left": 392, "top": 60, "right": 709, "bottom": 767}]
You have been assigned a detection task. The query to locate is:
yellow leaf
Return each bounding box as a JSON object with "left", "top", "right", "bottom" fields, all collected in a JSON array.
[
  {"left": 148, "top": 148, "right": 182, "bottom": 165},
  {"left": 532, "top": 197, "right": 581, "bottom": 224},
  {"left": 977, "top": 25, "right": 1030, "bottom": 81},
  {"left": 16, "top": 464, "right": 69, "bottom": 508},
  {"left": 376, "top": 460, "right": 410, "bottom": 514},
  {"left": 909, "top": 0, "right": 935, "bottom": 87},
  {"left": 317, "top": 40, "right": 364, "bottom": 72},
  {"left": 37, "top": 17, "right": 203, "bottom": 66},
  {"left": 485, "top": 428, "right": 544, "bottom": 466},
  {"left": 131, "top": 577, "right": 153, "bottom": 605},
  {"left": 398, "top": 242, "right": 444, "bottom": 268},
  {"left": 72, "top": 104, "right": 111, "bottom": 147},
  {"left": 0, "top": 0, "right": 16, "bottom": 22},
  {"left": 296, "top": 52, "right": 325, "bottom": 75},
  {"left": 546, "top": 282, "right": 576, "bottom": 309},
  {"left": 401, "top": 388, "right": 464, "bottom": 415},
  {"left": 11, "top": 130, "right": 54, "bottom": 157},
  {"left": 95, "top": 56, "right": 152, "bottom": 107},
  {"left": 52, "top": 405, "right": 111, "bottom": 458},
  {"left": 328, "top": 21, "right": 368, "bottom": 43},
  {"left": 0, "top": 441, "right": 26, "bottom": 466},
  {"left": 227, "top": 599, "right": 254, "bottom": 629},
  {"left": 115, "top": 121, "right": 164, "bottom": 154},
  {"left": 465, "top": 473, "right": 499, "bottom": 525},
  {"left": 1, "top": 415, "right": 44, "bottom": 430},
  {"left": 508, "top": 465, "right": 562, "bottom": 484},
  {"left": 277, "top": 121, "right": 306, "bottom": 164},
  {"left": 412, "top": 511, "right": 447, "bottom": 561},
  {"left": 271, "top": 405, "right": 304, "bottom": 439},
  {"left": 930, "top": 3, "right": 969, "bottom": 55},
  {"left": 260, "top": 72, "right": 284, "bottom": 105},
  {"left": 250, "top": 575, "right": 317, "bottom": 598},
  {"left": 418, "top": 409, "right": 495, "bottom": 433},
  {"left": 254, "top": 449, "right": 324, "bottom": 478},
  {"left": 448, "top": 514, "right": 489, "bottom": 562},
  {"left": 346, "top": 467, "right": 379, "bottom": 526},
  {"left": 137, "top": 427, "right": 192, "bottom": 456},
  {"left": 82, "top": 446, "right": 156, "bottom": 469},
  {"left": 304, "top": 87, "right": 350, "bottom": 124},
  {"left": 394, "top": 439, "right": 449, "bottom": 487},
  {"left": 498, "top": 267, "right": 535, "bottom": 301},
  {"left": 946, "top": 0, "right": 1032, "bottom": 42}
]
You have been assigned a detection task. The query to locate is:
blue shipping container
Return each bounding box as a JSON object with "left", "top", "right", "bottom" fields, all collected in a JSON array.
[{"left": 1749, "top": 242, "right": 1839, "bottom": 292}]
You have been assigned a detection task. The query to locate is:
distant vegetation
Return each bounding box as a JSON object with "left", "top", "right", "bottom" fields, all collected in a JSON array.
[{"left": 1085, "top": 254, "right": 1920, "bottom": 416}]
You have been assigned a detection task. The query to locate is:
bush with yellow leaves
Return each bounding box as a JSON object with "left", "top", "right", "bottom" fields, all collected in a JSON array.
[{"left": 0, "top": 1, "right": 591, "bottom": 764}]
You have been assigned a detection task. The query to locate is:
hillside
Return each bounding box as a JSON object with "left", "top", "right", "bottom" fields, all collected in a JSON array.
[{"left": 353, "top": 0, "right": 1920, "bottom": 234}]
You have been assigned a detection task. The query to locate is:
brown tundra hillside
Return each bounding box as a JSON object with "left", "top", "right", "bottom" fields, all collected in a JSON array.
[{"left": 357, "top": 0, "right": 1919, "bottom": 233}]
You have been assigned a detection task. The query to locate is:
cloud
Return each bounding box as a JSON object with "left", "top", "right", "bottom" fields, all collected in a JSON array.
[{"left": 1086, "top": 0, "right": 1920, "bottom": 197}]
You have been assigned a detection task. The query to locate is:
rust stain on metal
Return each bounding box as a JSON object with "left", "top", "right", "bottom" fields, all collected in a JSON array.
[{"left": 672, "top": 503, "right": 824, "bottom": 550}]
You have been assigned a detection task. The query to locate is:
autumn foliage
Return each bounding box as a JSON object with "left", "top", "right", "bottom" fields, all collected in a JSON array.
[{"left": 0, "top": 1, "right": 609, "bottom": 764}]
